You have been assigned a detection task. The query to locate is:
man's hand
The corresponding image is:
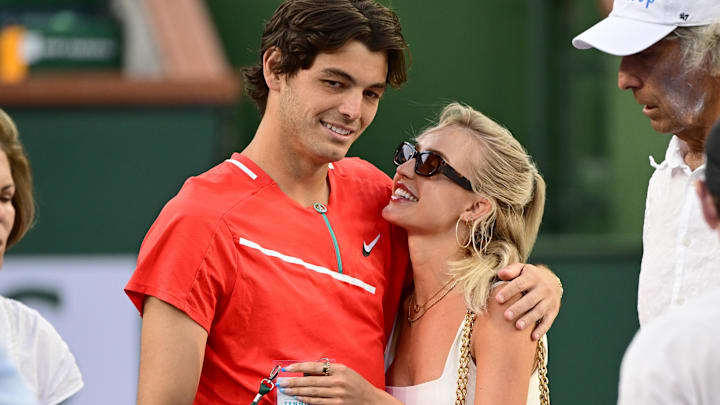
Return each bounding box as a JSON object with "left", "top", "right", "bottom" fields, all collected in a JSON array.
[
  {"left": 277, "top": 362, "right": 401, "bottom": 405},
  {"left": 495, "top": 263, "right": 563, "bottom": 341}
]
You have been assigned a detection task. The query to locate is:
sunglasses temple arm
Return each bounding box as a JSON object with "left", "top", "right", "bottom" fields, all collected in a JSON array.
[{"left": 441, "top": 166, "right": 473, "bottom": 191}]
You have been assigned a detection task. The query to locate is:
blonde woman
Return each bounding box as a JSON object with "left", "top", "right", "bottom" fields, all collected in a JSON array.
[
  {"left": 279, "top": 102, "right": 548, "bottom": 405},
  {"left": 0, "top": 109, "right": 83, "bottom": 405}
]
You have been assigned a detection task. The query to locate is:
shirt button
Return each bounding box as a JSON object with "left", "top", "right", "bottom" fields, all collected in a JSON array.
[
  {"left": 682, "top": 238, "right": 690, "bottom": 247},
  {"left": 676, "top": 297, "right": 685, "bottom": 305}
]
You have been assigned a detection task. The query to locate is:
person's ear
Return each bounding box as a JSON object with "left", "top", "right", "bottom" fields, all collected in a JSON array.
[
  {"left": 696, "top": 180, "right": 719, "bottom": 229},
  {"left": 262, "top": 47, "right": 283, "bottom": 91},
  {"left": 460, "top": 196, "right": 492, "bottom": 223}
]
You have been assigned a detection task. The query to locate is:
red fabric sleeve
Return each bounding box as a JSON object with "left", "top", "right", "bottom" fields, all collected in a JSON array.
[{"left": 124, "top": 194, "right": 238, "bottom": 332}]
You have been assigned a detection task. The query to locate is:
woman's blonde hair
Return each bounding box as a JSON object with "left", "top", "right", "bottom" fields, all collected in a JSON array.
[
  {"left": 0, "top": 109, "right": 35, "bottom": 248},
  {"left": 417, "top": 103, "right": 545, "bottom": 314}
]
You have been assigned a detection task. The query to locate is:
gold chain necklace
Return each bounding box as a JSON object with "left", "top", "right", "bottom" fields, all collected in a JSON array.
[{"left": 407, "top": 278, "right": 458, "bottom": 325}]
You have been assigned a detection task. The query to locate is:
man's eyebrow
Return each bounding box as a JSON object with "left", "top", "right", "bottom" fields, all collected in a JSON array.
[{"left": 321, "top": 68, "right": 386, "bottom": 90}]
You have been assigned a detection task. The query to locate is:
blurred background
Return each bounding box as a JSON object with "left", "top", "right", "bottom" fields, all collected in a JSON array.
[{"left": 0, "top": 0, "right": 674, "bottom": 404}]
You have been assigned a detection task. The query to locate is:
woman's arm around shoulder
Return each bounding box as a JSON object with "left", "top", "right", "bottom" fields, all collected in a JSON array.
[{"left": 471, "top": 287, "right": 536, "bottom": 405}]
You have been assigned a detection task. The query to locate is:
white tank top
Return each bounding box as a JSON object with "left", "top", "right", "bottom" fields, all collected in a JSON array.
[{"left": 386, "top": 316, "right": 547, "bottom": 405}]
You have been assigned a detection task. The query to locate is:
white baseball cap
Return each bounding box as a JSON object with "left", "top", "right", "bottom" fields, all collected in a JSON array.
[{"left": 572, "top": 0, "right": 720, "bottom": 56}]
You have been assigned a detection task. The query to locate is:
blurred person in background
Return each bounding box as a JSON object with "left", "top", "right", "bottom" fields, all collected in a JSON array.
[
  {"left": 125, "top": 0, "right": 563, "bottom": 403},
  {"left": 0, "top": 109, "right": 83, "bottom": 404},
  {"left": 573, "top": 0, "right": 720, "bottom": 326},
  {"left": 616, "top": 119, "right": 720, "bottom": 404},
  {"left": 277, "top": 103, "right": 549, "bottom": 405}
]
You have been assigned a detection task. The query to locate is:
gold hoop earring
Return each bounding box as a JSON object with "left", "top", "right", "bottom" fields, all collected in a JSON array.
[
  {"left": 470, "top": 215, "right": 495, "bottom": 255},
  {"left": 455, "top": 217, "right": 472, "bottom": 249}
]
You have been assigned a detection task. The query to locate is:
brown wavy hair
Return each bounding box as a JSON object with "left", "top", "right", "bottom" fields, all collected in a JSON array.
[
  {"left": 243, "top": 0, "right": 409, "bottom": 114},
  {"left": 0, "top": 109, "right": 35, "bottom": 248}
]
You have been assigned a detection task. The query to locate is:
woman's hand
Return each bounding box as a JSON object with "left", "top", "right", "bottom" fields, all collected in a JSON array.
[
  {"left": 495, "top": 263, "right": 563, "bottom": 340},
  {"left": 276, "top": 362, "right": 401, "bottom": 405}
]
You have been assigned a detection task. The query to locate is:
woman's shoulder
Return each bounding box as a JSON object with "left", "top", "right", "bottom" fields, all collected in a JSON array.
[
  {"left": 0, "top": 295, "right": 83, "bottom": 404},
  {"left": 473, "top": 282, "right": 533, "bottom": 338},
  {"left": 1, "top": 295, "right": 57, "bottom": 337},
  {"left": 485, "top": 282, "right": 512, "bottom": 319},
  {"left": 0, "top": 295, "right": 79, "bottom": 356}
]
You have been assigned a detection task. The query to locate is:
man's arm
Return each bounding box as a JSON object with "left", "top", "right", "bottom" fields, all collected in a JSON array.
[
  {"left": 137, "top": 296, "right": 208, "bottom": 405},
  {"left": 495, "top": 263, "right": 563, "bottom": 340}
]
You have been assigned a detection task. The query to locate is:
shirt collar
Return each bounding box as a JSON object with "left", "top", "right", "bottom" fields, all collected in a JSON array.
[
  {"left": 649, "top": 136, "right": 706, "bottom": 173},
  {"left": 666, "top": 136, "right": 689, "bottom": 169}
]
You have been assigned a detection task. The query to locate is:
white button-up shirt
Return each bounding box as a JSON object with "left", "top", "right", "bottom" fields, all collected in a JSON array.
[
  {"left": 618, "top": 290, "right": 720, "bottom": 405},
  {"left": 638, "top": 136, "right": 720, "bottom": 326}
]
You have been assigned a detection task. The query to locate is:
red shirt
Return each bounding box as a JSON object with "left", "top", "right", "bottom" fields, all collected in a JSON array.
[{"left": 125, "top": 154, "right": 409, "bottom": 404}]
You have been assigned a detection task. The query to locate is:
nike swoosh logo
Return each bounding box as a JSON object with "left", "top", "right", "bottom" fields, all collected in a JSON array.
[{"left": 362, "top": 234, "right": 381, "bottom": 257}]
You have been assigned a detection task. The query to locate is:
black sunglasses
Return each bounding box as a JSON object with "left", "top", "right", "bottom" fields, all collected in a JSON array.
[{"left": 393, "top": 142, "right": 473, "bottom": 191}]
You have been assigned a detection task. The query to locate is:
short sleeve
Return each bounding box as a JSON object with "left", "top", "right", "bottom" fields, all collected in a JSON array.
[
  {"left": 8, "top": 300, "right": 83, "bottom": 405},
  {"left": 124, "top": 192, "right": 239, "bottom": 332}
]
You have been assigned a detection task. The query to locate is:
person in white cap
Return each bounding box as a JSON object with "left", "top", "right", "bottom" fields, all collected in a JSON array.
[
  {"left": 573, "top": 0, "right": 720, "bottom": 327},
  {"left": 615, "top": 120, "right": 720, "bottom": 405}
]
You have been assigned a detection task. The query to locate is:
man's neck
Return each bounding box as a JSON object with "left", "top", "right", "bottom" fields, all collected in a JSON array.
[
  {"left": 677, "top": 127, "right": 708, "bottom": 172},
  {"left": 242, "top": 119, "right": 332, "bottom": 207},
  {"left": 677, "top": 86, "right": 720, "bottom": 171},
  {"left": 684, "top": 150, "right": 705, "bottom": 172}
]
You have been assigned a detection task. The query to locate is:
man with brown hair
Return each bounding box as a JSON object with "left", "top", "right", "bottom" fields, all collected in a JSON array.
[{"left": 125, "top": 1, "right": 563, "bottom": 403}]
